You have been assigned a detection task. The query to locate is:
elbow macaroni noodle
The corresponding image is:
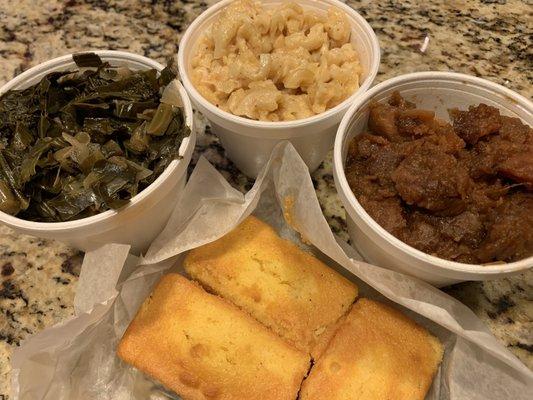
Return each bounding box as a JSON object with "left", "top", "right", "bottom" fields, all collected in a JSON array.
[{"left": 191, "top": 0, "right": 363, "bottom": 121}]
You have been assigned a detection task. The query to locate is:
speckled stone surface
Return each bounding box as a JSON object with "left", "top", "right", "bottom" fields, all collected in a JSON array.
[{"left": 0, "top": 0, "right": 532, "bottom": 396}]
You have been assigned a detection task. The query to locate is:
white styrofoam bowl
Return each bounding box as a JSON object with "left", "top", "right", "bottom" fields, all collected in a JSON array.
[
  {"left": 333, "top": 71, "right": 533, "bottom": 286},
  {"left": 178, "top": 0, "right": 380, "bottom": 177},
  {"left": 0, "top": 50, "right": 196, "bottom": 254}
]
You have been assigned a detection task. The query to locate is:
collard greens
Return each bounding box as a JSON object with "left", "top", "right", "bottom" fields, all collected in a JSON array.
[{"left": 0, "top": 53, "right": 190, "bottom": 222}]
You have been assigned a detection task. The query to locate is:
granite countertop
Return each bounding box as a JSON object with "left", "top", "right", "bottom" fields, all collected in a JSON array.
[{"left": 0, "top": 0, "right": 532, "bottom": 396}]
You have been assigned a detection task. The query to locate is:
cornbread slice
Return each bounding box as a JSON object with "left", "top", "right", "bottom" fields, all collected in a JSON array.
[
  {"left": 117, "top": 274, "right": 310, "bottom": 400},
  {"left": 184, "top": 216, "right": 358, "bottom": 358},
  {"left": 299, "top": 298, "right": 444, "bottom": 400}
]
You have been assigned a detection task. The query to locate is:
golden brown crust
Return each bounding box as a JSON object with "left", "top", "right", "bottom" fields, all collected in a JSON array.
[
  {"left": 300, "top": 298, "right": 444, "bottom": 400},
  {"left": 117, "top": 274, "right": 310, "bottom": 400},
  {"left": 184, "top": 216, "right": 358, "bottom": 358}
]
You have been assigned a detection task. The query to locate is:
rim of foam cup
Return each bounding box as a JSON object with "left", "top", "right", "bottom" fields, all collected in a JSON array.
[
  {"left": 0, "top": 50, "right": 194, "bottom": 232},
  {"left": 177, "top": 0, "right": 380, "bottom": 133},
  {"left": 334, "top": 71, "right": 533, "bottom": 276}
]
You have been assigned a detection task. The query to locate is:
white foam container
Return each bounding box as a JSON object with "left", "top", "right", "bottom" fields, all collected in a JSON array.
[
  {"left": 333, "top": 71, "right": 533, "bottom": 286},
  {"left": 0, "top": 50, "right": 196, "bottom": 254},
  {"left": 178, "top": 0, "right": 380, "bottom": 177}
]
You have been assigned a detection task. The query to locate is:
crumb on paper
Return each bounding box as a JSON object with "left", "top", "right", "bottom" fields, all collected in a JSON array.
[{"left": 283, "top": 195, "right": 312, "bottom": 246}]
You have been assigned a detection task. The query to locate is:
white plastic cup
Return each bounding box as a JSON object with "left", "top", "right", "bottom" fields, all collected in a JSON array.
[
  {"left": 0, "top": 51, "right": 196, "bottom": 254},
  {"left": 178, "top": 0, "right": 380, "bottom": 178},
  {"left": 333, "top": 71, "right": 533, "bottom": 286}
]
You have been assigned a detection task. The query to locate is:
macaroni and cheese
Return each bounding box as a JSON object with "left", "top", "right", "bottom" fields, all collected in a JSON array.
[{"left": 191, "top": 0, "right": 363, "bottom": 121}]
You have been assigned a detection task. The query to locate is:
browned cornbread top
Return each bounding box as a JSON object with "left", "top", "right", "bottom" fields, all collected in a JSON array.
[
  {"left": 184, "top": 216, "right": 358, "bottom": 358},
  {"left": 300, "top": 298, "right": 444, "bottom": 400},
  {"left": 117, "top": 274, "right": 310, "bottom": 400}
]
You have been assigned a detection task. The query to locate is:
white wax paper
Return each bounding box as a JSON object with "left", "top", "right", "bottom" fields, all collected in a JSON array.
[{"left": 11, "top": 142, "right": 533, "bottom": 400}]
